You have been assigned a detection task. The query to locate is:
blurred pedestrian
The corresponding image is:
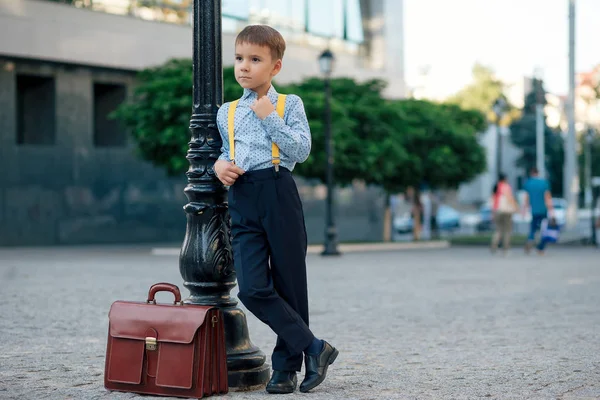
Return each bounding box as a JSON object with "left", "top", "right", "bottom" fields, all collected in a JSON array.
[
  {"left": 491, "top": 173, "right": 518, "bottom": 255},
  {"left": 522, "top": 167, "right": 554, "bottom": 254}
]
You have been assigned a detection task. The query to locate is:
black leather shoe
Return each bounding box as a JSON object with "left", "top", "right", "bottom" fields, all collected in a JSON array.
[
  {"left": 266, "top": 370, "right": 297, "bottom": 394},
  {"left": 299, "top": 341, "right": 339, "bottom": 393}
]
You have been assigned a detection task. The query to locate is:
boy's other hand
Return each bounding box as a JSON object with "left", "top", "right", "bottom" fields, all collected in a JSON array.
[
  {"left": 214, "top": 159, "right": 245, "bottom": 186},
  {"left": 250, "top": 96, "right": 275, "bottom": 120}
]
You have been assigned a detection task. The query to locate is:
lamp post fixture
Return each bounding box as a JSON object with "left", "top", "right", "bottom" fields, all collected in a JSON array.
[
  {"left": 585, "top": 127, "right": 594, "bottom": 207},
  {"left": 492, "top": 96, "right": 507, "bottom": 179},
  {"left": 319, "top": 49, "right": 340, "bottom": 256},
  {"left": 585, "top": 127, "right": 596, "bottom": 245},
  {"left": 178, "top": 0, "right": 269, "bottom": 389}
]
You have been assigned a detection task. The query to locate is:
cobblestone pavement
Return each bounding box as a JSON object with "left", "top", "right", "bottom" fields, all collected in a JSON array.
[{"left": 0, "top": 245, "right": 599, "bottom": 400}]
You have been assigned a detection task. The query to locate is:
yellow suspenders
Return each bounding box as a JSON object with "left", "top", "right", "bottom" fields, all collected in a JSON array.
[{"left": 228, "top": 94, "right": 287, "bottom": 171}]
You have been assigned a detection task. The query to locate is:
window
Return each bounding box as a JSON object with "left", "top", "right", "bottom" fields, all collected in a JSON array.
[
  {"left": 16, "top": 75, "right": 56, "bottom": 145},
  {"left": 249, "top": 0, "right": 297, "bottom": 28},
  {"left": 93, "top": 83, "right": 127, "bottom": 147},
  {"left": 307, "top": 0, "right": 344, "bottom": 38},
  {"left": 305, "top": 0, "right": 363, "bottom": 43},
  {"left": 345, "top": 0, "right": 364, "bottom": 43}
]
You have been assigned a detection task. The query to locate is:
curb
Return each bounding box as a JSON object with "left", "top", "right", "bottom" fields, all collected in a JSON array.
[
  {"left": 151, "top": 240, "right": 450, "bottom": 256},
  {"left": 307, "top": 240, "right": 450, "bottom": 254}
]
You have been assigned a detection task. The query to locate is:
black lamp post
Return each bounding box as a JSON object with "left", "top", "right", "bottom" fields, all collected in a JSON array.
[
  {"left": 319, "top": 49, "right": 340, "bottom": 256},
  {"left": 179, "top": 0, "right": 269, "bottom": 389},
  {"left": 585, "top": 128, "right": 596, "bottom": 246},
  {"left": 492, "top": 96, "right": 507, "bottom": 179}
]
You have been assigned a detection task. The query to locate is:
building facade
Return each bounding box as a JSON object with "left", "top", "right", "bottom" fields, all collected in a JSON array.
[{"left": 0, "top": 0, "right": 405, "bottom": 246}]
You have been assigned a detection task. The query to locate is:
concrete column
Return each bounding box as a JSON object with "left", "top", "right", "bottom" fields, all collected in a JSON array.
[
  {"left": 0, "top": 60, "right": 16, "bottom": 183},
  {"left": 360, "top": 0, "right": 405, "bottom": 98}
]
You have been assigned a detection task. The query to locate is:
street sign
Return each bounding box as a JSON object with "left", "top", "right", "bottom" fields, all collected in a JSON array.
[{"left": 593, "top": 177, "right": 600, "bottom": 187}]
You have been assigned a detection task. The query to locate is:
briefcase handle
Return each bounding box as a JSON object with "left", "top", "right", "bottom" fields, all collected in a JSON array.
[{"left": 147, "top": 282, "right": 183, "bottom": 305}]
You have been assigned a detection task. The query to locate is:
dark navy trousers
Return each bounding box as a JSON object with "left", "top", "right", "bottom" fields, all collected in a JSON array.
[{"left": 228, "top": 167, "right": 314, "bottom": 372}]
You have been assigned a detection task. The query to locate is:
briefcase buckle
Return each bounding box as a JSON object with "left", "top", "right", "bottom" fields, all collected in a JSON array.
[{"left": 145, "top": 337, "right": 157, "bottom": 351}]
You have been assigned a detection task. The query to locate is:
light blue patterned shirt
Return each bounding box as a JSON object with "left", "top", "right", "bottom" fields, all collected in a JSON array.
[{"left": 216, "top": 85, "right": 311, "bottom": 172}]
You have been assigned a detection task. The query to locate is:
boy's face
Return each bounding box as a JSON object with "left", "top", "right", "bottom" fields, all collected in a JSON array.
[{"left": 234, "top": 41, "right": 281, "bottom": 92}]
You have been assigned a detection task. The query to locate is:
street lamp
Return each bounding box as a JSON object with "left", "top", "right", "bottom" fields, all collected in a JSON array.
[
  {"left": 178, "top": 0, "right": 269, "bottom": 389},
  {"left": 492, "top": 96, "right": 507, "bottom": 179},
  {"left": 585, "top": 127, "right": 596, "bottom": 245},
  {"left": 318, "top": 49, "right": 340, "bottom": 256},
  {"left": 585, "top": 127, "right": 594, "bottom": 207}
]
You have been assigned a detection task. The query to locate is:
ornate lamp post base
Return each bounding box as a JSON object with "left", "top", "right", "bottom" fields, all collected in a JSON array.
[
  {"left": 322, "top": 227, "right": 340, "bottom": 256},
  {"left": 182, "top": 275, "right": 270, "bottom": 388},
  {"left": 223, "top": 308, "right": 271, "bottom": 388}
]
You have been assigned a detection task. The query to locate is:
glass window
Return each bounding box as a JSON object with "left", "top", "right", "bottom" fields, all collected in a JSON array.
[
  {"left": 289, "top": 0, "right": 306, "bottom": 32},
  {"left": 245, "top": 0, "right": 305, "bottom": 32},
  {"left": 93, "top": 83, "right": 127, "bottom": 147},
  {"left": 42, "top": 0, "right": 362, "bottom": 44},
  {"left": 307, "top": 0, "right": 343, "bottom": 38},
  {"left": 223, "top": 0, "right": 250, "bottom": 20},
  {"left": 16, "top": 75, "right": 56, "bottom": 146},
  {"left": 345, "top": 0, "right": 364, "bottom": 43}
]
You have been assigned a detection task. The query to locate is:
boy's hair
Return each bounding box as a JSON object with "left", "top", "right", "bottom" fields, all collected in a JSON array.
[{"left": 235, "top": 25, "right": 286, "bottom": 61}]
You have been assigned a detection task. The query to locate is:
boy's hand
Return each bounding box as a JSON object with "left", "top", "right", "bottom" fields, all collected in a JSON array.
[
  {"left": 214, "top": 159, "right": 245, "bottom": 186},
  {"left": 250, "top": 96, "right": 275, "bottom": 120}
]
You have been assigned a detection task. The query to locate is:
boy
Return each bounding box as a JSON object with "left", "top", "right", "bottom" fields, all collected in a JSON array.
[{"left": 213, "top": 25, "right": 338, "bottom": 394}]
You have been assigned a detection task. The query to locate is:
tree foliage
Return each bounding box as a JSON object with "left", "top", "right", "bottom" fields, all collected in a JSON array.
[
  {"left": 446, "top": 63, "right": 506, "bottom": 115},
  {"left": 111, "top": 59, "right": 194, "bottom": 175},
  {"left": 280, "top": 77, "right": 487, "bottom": 192},
  {"left": 394, "top": 101, "right": 487, "bottom": 191},
  {"left": 509, "top": 78, "right": 564, "bottom": 195},
  {"left": 113, "top": 58, "right": 487, "bottom": 193}
]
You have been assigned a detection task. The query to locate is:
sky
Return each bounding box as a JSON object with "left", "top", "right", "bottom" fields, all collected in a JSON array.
[{"left": 403, "top": 0, "right": 600, "bottom": 99}]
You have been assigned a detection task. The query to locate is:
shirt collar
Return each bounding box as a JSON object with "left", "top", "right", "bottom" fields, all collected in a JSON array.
[{"left": 241, "top": 85, "right": 278, "bottom": 102}]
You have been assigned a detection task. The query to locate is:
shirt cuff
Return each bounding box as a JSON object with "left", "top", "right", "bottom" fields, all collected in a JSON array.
[
  {"left": 261, "top": 110, "right": 284, "bottom": 136},
  {"left": 218, "top": 152, "right": 230, "bottom": 162}
]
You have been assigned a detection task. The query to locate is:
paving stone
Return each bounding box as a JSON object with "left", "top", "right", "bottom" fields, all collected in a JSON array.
[{"left": 0, "top": 245, "right": 599, "bottom": 399}]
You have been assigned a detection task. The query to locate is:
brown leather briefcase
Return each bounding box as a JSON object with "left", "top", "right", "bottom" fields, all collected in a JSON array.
[{"left": 104, "top": 282, "right": 228, "bottom": 398}]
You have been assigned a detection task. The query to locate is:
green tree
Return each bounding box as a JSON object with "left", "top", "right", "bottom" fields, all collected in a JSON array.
[
  {"left": 509, "top": 78, "right": 564, "bottom": 195},
  {"left": 113, "top": 58, "right": 487, "bottom": 240},
  {"left": 447, "top": 63, "right": 506, "bottom": 115},
  {"left": 381, "top": 100, "right": 487, "bottom": 193},
  {"left": 114, "top": 58, "right": 486, "bottom": 189},
  {"left": 279, "top": 79, "right": 486, "bottom": 240},
  {"left": 279, "top": 77, "right": 400, "bottom": 186},
  {"left": 111, "top": 60, "right": 240, "bottom": 175},
  {"left": 278, "top": 80, "right": 487, "bottom": 193}
]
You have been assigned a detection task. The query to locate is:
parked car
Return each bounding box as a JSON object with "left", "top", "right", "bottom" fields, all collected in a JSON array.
[
  {"left": 476, "top": 204, "right": 493, "bottom": 232},
  {"left": 394, "top": 205, "right": 461, "bottom": 234}
]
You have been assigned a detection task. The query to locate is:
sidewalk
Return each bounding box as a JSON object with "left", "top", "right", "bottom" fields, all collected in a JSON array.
[{"left": 1, "top": 245, "right": 599, "bottom": 399}]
